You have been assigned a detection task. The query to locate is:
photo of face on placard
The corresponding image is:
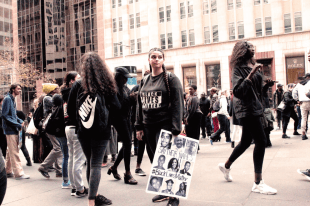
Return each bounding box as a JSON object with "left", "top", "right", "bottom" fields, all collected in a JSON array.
[
  {"left": 171, "top": 136, "right": 186, "bottom": 153},
  {"left": 153, "top": 155, "right": 166, "bottom": 170},
  {"left": 179, "top": 160, "right": 192, "bottom": 176},
  {"left": 148, "top": 176, "right": 163, "bottom": 192},
  {"left": 167, "top": 158, "right": 180, "bottom": 173},
  {"left": 184, "top": 140, "right": 198, "bottom": 157},
  {"left": 175, "top": 182, "right": 187, "bottom": 197},
  {"left": 161, "top": 179, "right": 175, "bottom": 195},
  {"left": 160, "top": 131, "right": 172, "bottom": 149}
]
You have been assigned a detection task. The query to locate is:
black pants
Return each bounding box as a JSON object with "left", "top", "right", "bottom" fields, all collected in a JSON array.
[
  {"left": 20, "top": 130, "right": 30, "bottom": 160},
  {"left": 78, "top": 131, "right": 109, "bottom": 200},
  {"left": 276, "top": 110, "right": 282, "bottom": 128},
  {"left": 0, "top": 128, "right": 6, "bottom": 158},
  {"left": 0, "top": 168, "right": 7, "bottom": 205},
  {"left": 213, "top": 114, "right": 231, "bottom": 141},
  {"left": 228, "top": 116, "right": 266, "bottom": 174},
  {"left": 265, "top": 129, "right": 271, "bottom": 146},
  {"left": 200, "top": 115, "right": 212, "bottom": 137},
  {"left": 185, "top": 112, "right": 202, "bottom": 141},
  {"left": 137, "top": 135, "right": 153, "bottom": 164},
  {"left": 282, "top": 110, "right": 298, "bottom": 134}
]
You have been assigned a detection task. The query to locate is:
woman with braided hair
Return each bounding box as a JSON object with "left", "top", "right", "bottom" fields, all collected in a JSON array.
[
  {"left": 218, "top": 40, "right": 277, "bottom": 195},
  {"left": 135, "top": 48, "right": 184, "bottom": 206}
]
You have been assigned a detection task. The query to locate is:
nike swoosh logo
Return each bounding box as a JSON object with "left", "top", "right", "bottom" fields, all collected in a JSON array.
[{"left": 78, "top": 95, "right": 97, "bottom": 129}]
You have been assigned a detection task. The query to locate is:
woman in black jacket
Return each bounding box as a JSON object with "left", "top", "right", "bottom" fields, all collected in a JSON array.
[
  {"left": 282, "top": 84, "right": 300, "bottom": 139},
  {"left": 218, "top": 40, "right": 277, "bottom": 195}
]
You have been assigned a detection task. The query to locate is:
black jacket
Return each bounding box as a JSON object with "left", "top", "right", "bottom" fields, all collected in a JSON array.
[
  {"left": 282, "top": 91, "right": 297, "bottom": 117},
  {"left": 61, "top": 87, "right": 74, "bottom": 126},
  {"left": 199, "top": 97, "right": 210, "bottom": 116},
  {"left": 273, "top": 89, "right": 284, "bottom": 109}
]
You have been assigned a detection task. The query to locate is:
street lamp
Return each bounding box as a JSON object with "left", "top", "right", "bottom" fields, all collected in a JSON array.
[{"left": 117, "top": 43, "right": 130, "bottom": 62}]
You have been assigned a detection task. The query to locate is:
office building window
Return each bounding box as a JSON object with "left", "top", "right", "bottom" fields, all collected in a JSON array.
[
  {"left": 180, "top": 2, "right": 186, "bottom": 19},
  {"left": 130, "top": 39, "right": 135, "bottom": 54},
  {"left": 188, "top": 1, "right": 193, "bottom": 18},
  {"left": 211, "top": 0, "right": 217, "bottom": 13},
  {"left": 236, "top": 0, "right": 242, "bottom": 8},
  {"left": 112, "top": 0, "right": 116, "bottom": 8},
  {"left": 204, "top": 27, "right": 210, "bottom": 44},
  {"left": 129, "top": 0, "right": 133, "bottom": 3},
  {"left": 295, "top": 12, "right": 302, "bottom": 32},
  {"left": 129, "top": 14, "right": 134, "bottom": 29},
  {"left": 238, "top": 21, "right": 244, "bottom": 39},
  {"left": 118, "top": 0, "right": 122, "bottom": 7},
  {"left": 189, "top": 29, "right": 195, "bottom": 46},
  {"left": 119, "top": 17, "right": 122, "bottom": 31},
  {"left": 254, "top": 0, "right": 260, "bottom": 5},
  {"left": 229, "top": 23, "right": 235, "bottom": 40},
  {"left": 181, "top": 30, "right": 187, "bottom": 47},
  {"left": 213, "top": 25, "right": 218, "bottom": 42},
  {"left": 159, "top": 7, "right": 164, "bottom": 23},
  {"left": 137, "top": 38, "right": 141, "bottom": 53},
  {"left": 113, "top": 43, "right": 118, "bottom": 57},
  {"left": 227, "top": 0, "right": 233, "bottom": 10},
  {"left": 203, "top": 0, "right": 209, "bottom": 14},
  {"left": 255, "top": 18, "right": 262, "bottom": 37},
  {"left": 119, "top": 42, "right": 123, "bottom": 56},
  {"left": 284, "top": 13, "right": 291, "bottom": 33},
  {"left": 166, "top": 6, "right": 171, "bottom": 21},
  {"left": 136, "top": 13, "right": 140, "bottom": 28},
  {"left": 160, "top": 34, "right": 166, "bottom": 49},
  {"left": 112, "top": 18, "right": 117, "bottom": 32},
  {"left": 265, "top": 17, "right": 272, "bottom": 36},
  {"left": 264, "top": 0, "right": 269, "bottom": 3},
  {"left": 168, "top": 33, "right": 173, "bottom": 48}
]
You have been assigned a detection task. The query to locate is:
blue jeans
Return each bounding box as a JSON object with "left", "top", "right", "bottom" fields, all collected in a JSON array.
[
  {"left": 57, "top": 137, "right": 69, "bottom": 181},
  {"left": 297, "top": 106, "right": 301, "bottom": 129}
]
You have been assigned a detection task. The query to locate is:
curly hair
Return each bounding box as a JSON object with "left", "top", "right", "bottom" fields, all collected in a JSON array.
[
  {"left": 230, "top": 40, "right": 255, "bottom": 69},
  {"left": 80, "top": 52, "right": 117, "bottom": 95},
  {"left": 61, "top": 71, "right": 78, "bottom": 89}
]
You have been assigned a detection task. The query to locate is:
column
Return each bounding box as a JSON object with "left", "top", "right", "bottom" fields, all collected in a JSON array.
[
  {"left": 242, "top": 0, "right": 255, "bottom": 38},
  {"left": 301, "top": 0, "right": 310, "bottom": 31},
  {"left": 193, "top": 0, "right": 203, "bottom": 45},
  {"left": 270, "top": 0, "right": 284, "bottom": 35},
  {"left": 218, "top": 0, "right": 228, "bottom": 42},
  {"left": 171, "top": 0, "right": 181, "bottom": 48},
  {"left": 148, "top": 1, "right": 159, "bottom": 48}
]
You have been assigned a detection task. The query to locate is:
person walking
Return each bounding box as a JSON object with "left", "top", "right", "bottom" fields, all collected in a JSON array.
[
  {"left": 136, "top": 47, "right": 184, "bottom": 206},
  {"left": 218, "top": 40, "right": 277, "bottom": 195},
  {"left": 199, "top": 92, "right": 212, "bottom": 139},
  {"left": 2, "top": 83, "right": 30, "bottom": 180},
  {"left": 209, "top": 88, "right": 220, "bottom": 133},
  {"left": 273, "top": 84, "right": 284, "bottom": 130}
]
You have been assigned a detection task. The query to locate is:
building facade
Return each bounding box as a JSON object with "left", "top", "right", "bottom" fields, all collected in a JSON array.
[{"left": 103, "top": 0, "right": 310, "bottom": 95}]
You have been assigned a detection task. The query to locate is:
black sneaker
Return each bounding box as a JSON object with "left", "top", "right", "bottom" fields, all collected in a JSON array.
[
  {"left": 282, "top": 134, "right": 290, "bottom": 139},
  {"left": 38, "top": 168, "right": 50, "bottom": 178},
  {"left": 71, "top": 189, "right": 76, "bottom": 196},
  {"left": 135, "top": 168, "right": 146, "bottom": 176},
  {"left": 293, "top": 131, "right": 301, "bottom": 135},
  {"left": 302, "top": 135, "right": 308, "bottom": 140},
  {"left": 76, "top": 187, "right": 88, "bottom": 198},
  {"left": 95, "top": 194, "right": 112, "bottom": 205},
  {"left": 6, "top": 173, "right": 14, "bottom": 178},
  {"left": 152, "top": 195, "right": 169, "bottom": 203},
  {"left": 167, "top": 198, "right": 179, "bottom": 206}
]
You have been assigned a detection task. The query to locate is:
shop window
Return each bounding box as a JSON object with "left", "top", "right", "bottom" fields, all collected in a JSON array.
[
  {"left": 286, "top": 56, "right": 305, "bottom": 84},
  {"left": 183, "top": 67, "right": 197, "bottom": 93},
  {"left": 206, "top": 64, "right": 221, "bottom": 91}
]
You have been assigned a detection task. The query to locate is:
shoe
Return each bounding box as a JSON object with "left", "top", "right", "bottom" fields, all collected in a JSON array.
[
  {"left": 210, "top": 139, "right": 213, "bottom": 145},
  {"left": 76, "top": 187, "right": 88, "bottom": 198},
  {"left": 131, "top": 151, "right": 134, "bottom": 157},
  {"left": 276, "top": 127, "right": 280, "bottom": 130},
  {"left": 56, "top": 172, "right": 62, "bottom": 178},
  {"left": 38, "top": 168, "right": 50, "bottom": 178},
  {"left": 167, "top": 197, "right": 179, "bottom": 206},
  {"left": 101, "top": 162, "right": 108, "bottom": 168},
  {"left": 302, "top": 135, "right": 308, "bottom": 140},
  {"left": 218, "top": 163, "right": 232, "bottom": 182},
  {"left": 265, "top": 143, "right": 272, "bottom": 148},
  {"left": 152, "top": 195, "right": 169, "bottom": 202},
  {"left": 293, "top": 131, "right": 301, "bottom": 135},
  {"left": 107, "top": 166, "right": 121, "bottom": 180},
  {"left": 282, "top": 134, "right": 290, "bottom": 139},
  {"left": 48, "top": 167, "right": 55, "bottom": 172},
  {"left": 251, "top": 180, "right": 277, "bottom": 195},
  {"left": 15, "top": 174, "right": 30, "bottom": 180},
  {"left": 111, "top": 156, "right": 116, "bottom": 163},
  {"left": 95, "top": 194, "right": 112, "bottom": 205},
  {"left": 226, "top": 140, "right": 231, "bottom": 143},
  {"left": 231, "top": 141, "right": 235, "bottom": 148},
  {"left": 135, "top": 168, "right": 146, "bottom": 176},
  {"left": 297, "top": 169, "right": 310, "bottom": 180},
  {"left": 26, "top": 157, "right": 32, "bottom": 166},
  {"left": 124, "top": 173, "right": 138, "bottom": 185},
  {"left": 7, "top": 173, "right": 14, "bottom": 178},
  {"left": 71, "top": 189, "right": 77, "bottom": 196},
  {"left": 62, "top": 181, "right": 71, "bottom": 189}
]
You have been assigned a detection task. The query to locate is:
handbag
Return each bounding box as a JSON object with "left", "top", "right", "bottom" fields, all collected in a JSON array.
[
  {"left": 26, "top": 117, "right": 38, "bottom": 135},
  {"left": 277, "top": 101, "right": 286, "bottom": 112},
  {"left": 211, "top": 112, "right": 218, "bottom": 118}
]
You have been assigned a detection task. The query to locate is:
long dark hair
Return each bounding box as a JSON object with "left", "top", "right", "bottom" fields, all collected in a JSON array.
[
  {"left": 148, "top": 48, "right": 170, "bottom": 98},
  {"left": 167, "top": 158, "right": 179, "bottom": 170},
  {"left": 80, "top": 52, "right": 117, "bottom": 95},
  {"left": 61, "top": 71, "right": 78, "bottom": 89},
  {"left": 230, "top": 40, "right": 255, "bottom": 69}
]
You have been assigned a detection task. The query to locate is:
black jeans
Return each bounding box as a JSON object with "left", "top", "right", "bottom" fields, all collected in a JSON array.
[
  {"left": 213, "top": 114, "right": 231, "bottom": 141},
  {"left": 0, "top": 168, "right": 7, "bottom": 205},
  {"left": 78, "top": 131, "right": 109, "bottom": 200},
  {"left": 282, "top": 109, "right": 298, "bottom": 134},
  {"left": 0, "top": 128, "right": 6, "bottom": 158},
  {"left": 137, "top": 135, "right": 153, "bottom": 164},
  {"left": 200, "top": 115, "right": 212, "bottom": 137},
  {"left": 20, "top": 130, "right": 30, "bottom": 160},
  {"left": 276, "top": 110, "right": 282, "bottom": 128},
  {"left": 228, "top": 116, "right": 266, "bottom": 174},
  {"left": 185, "top": 112, "right": 202, "bottom": 141}
]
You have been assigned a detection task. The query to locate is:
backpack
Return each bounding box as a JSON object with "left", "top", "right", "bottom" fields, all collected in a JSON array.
[{"left": 213, "top": 99, "right": 221, "bottom": 112}]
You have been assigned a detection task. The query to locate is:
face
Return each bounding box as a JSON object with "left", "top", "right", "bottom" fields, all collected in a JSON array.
[
  {"left": 71, "top": 74, "right": 80, "bottom": 84},
  {"left": 189, "top": 87, "right": 195, "bottom": 95},
  {"left": 201, "top": 93, "right": 205, "bottom": 98},
  {"left": 13, "top": 86, "right": 22, "bottom": 96},
  {"left": 189, "top": 142, "right": 196, "bottom": 151},
  {"left": 167, "top": 182, "right": 173, "bottom": 190},
  {"left": 247, "top": 42, "right": 255, "bottom": 57},
  {"left": 151, "top": 179, "right": 159, "bottom": 190},
  {"left": 148, "top": 51, "right": 165, "bottom": 70},
  {"left": 161, "top": 133, "right": 170, "bottom": 147},
  {"left": 158, "top": 156, "right": 165, "bottom": 167},
  {"left": 180, "top": 183, "right": 184, "bottom": 190},
  {"left": 53, "top": 86, "right": 60, "bottom": 94},
  {"left": 185, "top": 163, "right": 191, "bottom": 172},
  {"left": 210, "top": 90, "right": 215, "bottom": 95},
  {"left": 172, "top": 159, "right": 177, "bottom": 169},
  {"left": 174, "top": 137, "right": 183, "bottom": 148},
  {"left": 278, "top": 86, "right": 283, "bottom": 91}
]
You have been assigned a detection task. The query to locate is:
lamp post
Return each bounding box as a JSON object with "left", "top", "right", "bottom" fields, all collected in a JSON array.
[{"left": 118, "top": 43, "right": 130, "bottom": 62}]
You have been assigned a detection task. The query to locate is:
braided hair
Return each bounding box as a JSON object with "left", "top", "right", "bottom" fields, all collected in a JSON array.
[
  {"left": 230, "top": 40, "right": 255, "bottom": 69},
  {"left": 148, "top": 47, "right": 171, "bottom": 98}
]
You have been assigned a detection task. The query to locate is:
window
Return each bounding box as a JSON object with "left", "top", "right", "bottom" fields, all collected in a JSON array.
[
  {"left": 212, "top": 25, "right": 218, "bottom": 42},
  {"left": 203, "top": 0, "right": 209, "bottom": 14},
  {"left": 227, "top": 0, "right": 233, "bottom": 10},
  {"left": 166, "top": 6, "right": 171, "bottom": 21},
  {"left": 160, "top": 34, "right": 166, "bottom": 49},
  {"left": 129, "top": 14, "right": 134, "bottom": 29},
  {"left": 236, "top": 0, "right": 242, "bottom": 8},
  {"left": 181, "top": 30, "right": 187, "bottom": 47},
  {"left": 136, "top": 13, "right": 140, "bottom": 28},
  {"left": 295, "top": 12, "right": 302, "bottom": 32},
  {"left": 204, "top": 27, "right": 210, "bottom": 44},
  {"left": 264, "top": 0, "right": 269, "bottom": 3},
  {"left": 284, "top": 14, "right": 291, "bottom": 33},
  {"left": 167, "top": 33, "right": 173, "bottom": 48},
  {"left": 180, "top": 3, "right": 186, "bottom": 19},
  {"left": 130, "top": 39, "right": 135, "bottom": 54},
  {"left": 118, "top": 0, "right": 121, "bottom": 7},
  {"left": 189, "top": 29, "right": 195, "bottom": 46},
  {"left": 188, "top": 1, "right": 193, "bottom": 18},
  {"left": 112, "top": 18, "right": 117, "bottom": 32},
  {"left": 238, "top": 21, "right": 244, "bottom": 39},
  {"left": 254, "top": 0, "right": 260, "bottom": 5},
  {"left": 255, "top": 18, "right": 262, "bottom": 37},
  {"left": 112, "top": 0, "right": 116, "bottom": 8},
  {"left": 206, "top": 64, "right": 221, "bottom": 90},
  {"left": 211, "top": 0, "right": 217, "bottom": 13},
  {"left": 119, "top": 42, "right": 123, "bottom": 56},
  {"left": 265, "top": 17, "right": 272, "bottom": 36},
  {"left": 137, "top": 38, "right": 141, "bottom": 53},
  {"left": 129, "top": 0, "right": 133, "bottom": 3},
  {"left": 119, "top": 17, "right": 122, "bottom": 31},
  {"left": 229, "top": 23, "right": 235, "bottom": 40},
  {"left": 159, "top": 7, "right": 164, "bottom": 23},
  {"left": 113, "top": 43, "right": 118, "bottom": 57}
]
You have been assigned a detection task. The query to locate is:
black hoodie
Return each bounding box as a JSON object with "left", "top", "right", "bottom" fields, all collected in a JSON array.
[{"left": 61, "top": 87, "right": 74, "bottom": 126}]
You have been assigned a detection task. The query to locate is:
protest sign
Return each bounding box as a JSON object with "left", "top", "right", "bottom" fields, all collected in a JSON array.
[{"left": 146, "top": 129, "right": 199, "bottom": 199}]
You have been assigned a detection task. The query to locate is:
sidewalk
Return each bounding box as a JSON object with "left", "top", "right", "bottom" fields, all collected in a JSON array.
[{"left": 2, "top": 124, "right": 310, "bottom": 206}]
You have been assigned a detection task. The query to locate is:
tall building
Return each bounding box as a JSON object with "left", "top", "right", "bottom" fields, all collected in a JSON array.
[{"left": 103, "top": 0, "right": 310, "bottom": 96}]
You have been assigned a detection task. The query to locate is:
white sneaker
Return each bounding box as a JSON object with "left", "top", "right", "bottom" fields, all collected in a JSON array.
[
  {"left": 252, "top": 180, "right": 277, "bottom": 195},
  {"left": 218, "top": 163, "right": 232, "bottom": 182},
  {"left": 15, "top": 174, "right": 30, "bottom": 180}
]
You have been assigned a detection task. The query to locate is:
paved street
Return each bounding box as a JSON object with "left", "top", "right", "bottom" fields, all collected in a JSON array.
[{"left": 2, "top": 123, "right": 310, "bottom": 206}]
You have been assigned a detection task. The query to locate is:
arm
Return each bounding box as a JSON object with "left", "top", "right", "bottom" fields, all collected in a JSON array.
[
  {"left": 170, "top": 75, "right": 184, "bottom": 136},
  {"left": 220, "top": 98, "right": 230, "bottom": 118},
  {"left": 232, "top": 69, "right": 254, "bottom": 100},
  {"left": 135, "top": 81, "right": 144, "bottom": 131},
  {"left": 1, "top": 98, "right": 22, "bottom": 130},
  {"left": 67, "top": 81, "right": 80, "bottom": 123}
]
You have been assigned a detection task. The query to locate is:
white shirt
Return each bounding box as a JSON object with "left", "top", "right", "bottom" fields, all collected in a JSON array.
[
  {"left": 293, "top": 81, "right": 310, "bottom": 102},
  {"left": 217, "top": 96, "right": 230, "bottom": 118}
]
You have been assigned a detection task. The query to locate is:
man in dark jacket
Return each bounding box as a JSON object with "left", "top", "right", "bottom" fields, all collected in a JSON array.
[
  {"left": 199, "top": 92, "right": 212, "bottom": 139},
  {"left": 273, "top": 84, "right": 284, "bottom": 130}
]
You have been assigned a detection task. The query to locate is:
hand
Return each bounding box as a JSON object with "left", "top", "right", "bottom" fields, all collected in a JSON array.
[
  {"left": 136, "top": 130, "right": 144, "bottom": 141},
  {"left": 227, "top": 116, "right": 231, "bottom": 120},
  {"left": 207, "top": 113, "right": 211, "bottom": 117},
  {"left": 21, "top": 122, "right": 24, "bottom": 127},
  {"left": 130, "top": 92, "right": 138, "bottom": 100}
]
